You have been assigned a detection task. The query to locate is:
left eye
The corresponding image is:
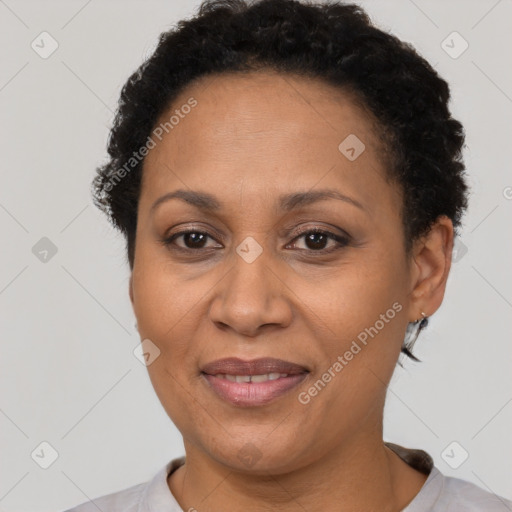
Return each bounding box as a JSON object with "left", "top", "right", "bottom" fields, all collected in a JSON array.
[{"left": 287, "top": 229, "right": 349, "bottom": 252}]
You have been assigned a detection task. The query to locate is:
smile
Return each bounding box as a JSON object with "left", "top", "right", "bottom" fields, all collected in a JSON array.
[{"left": 202, "top": 372, "right": 308, "bottom": 407}]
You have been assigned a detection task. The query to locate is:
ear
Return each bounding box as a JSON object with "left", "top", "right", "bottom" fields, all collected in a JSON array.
[{"left": 407, "top": 216, "right": 454, "bottom": 322}]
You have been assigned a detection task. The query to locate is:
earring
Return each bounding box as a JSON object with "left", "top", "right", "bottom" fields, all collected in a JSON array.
[
  {"left": 417, "top": 311, "right": 428, "bottom": 330},
  {"left": 401, "top": 312, "right": 429, "bottom": 362},
  {"left": 409, "top": 311, "right": 428, "bottom": 349}
]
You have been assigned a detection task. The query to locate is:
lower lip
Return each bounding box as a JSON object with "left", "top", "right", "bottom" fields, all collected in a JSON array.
[{"left": 202, "top": 373, "right": 308, "bottom": 407}]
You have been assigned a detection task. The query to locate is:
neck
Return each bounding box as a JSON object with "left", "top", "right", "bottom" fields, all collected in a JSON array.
[{"left": 167, "top": 429, "right": 428, "bottom": 512}]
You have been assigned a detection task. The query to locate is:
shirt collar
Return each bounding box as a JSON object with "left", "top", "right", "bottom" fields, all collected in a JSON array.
[
  {"left": 139, "top": 456, "right": 185, "bottom": 512},
  {"left": 139, "top": 446, "right": 443, "bottom": 512}
]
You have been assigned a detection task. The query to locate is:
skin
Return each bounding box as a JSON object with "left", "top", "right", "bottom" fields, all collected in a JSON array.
[{"left": 129, "top": 69, "right": 454, "bottom": 511}]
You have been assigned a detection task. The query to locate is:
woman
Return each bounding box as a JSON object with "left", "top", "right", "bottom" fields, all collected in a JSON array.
[{"left": 65, "top": 0, "right": 511, "bottom": 510}]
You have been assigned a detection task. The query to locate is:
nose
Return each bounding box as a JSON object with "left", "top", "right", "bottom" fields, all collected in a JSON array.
[{"left": 208, "top": 245, "right": 293, "bottom": 337}]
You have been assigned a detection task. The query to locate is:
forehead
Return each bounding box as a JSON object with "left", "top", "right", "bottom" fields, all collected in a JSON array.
[{"left": 140, "top": 70, "right": 394, "bottom": 215}]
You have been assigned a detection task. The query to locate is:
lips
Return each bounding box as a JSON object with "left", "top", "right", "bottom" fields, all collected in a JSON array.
[
  {"left": 200, "top": 357, "right": 309, "bottom": 407},
  {"left": 201, "top": 357, "right": 308, "bottom": 376}
]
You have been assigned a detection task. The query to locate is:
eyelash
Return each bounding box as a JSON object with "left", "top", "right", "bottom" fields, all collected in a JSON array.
[{"left": 159, "top": 227, "right": 350, "bottom": 255}]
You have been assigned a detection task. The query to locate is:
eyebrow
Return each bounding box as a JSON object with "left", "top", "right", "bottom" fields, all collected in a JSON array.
[{"left": 150, "top": 188, "right": 365, "bottom": 214}]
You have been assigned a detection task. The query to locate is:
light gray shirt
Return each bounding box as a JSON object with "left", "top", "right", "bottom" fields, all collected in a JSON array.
[{"left": 63, "top": 444, "right": 512, "bottom": 511}]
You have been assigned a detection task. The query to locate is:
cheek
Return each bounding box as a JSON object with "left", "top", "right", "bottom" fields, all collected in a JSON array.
[
  {"left": 131, "top": 256, "right": 206, "bottom": 428},
  {"left": 300, "top": 250, "right": 409, "bottom": 397},
  {"left": 296, "top": 275, "right": 407, "bottom": 431},
  {"left": 130, "top": 255, "right": 209, "bottom": 396},
  {"left": 308, "top": 254, "right": 407, "bottom": 336},
  {"left": 131, "top": 249, "right": 203, "bottom": 338}
]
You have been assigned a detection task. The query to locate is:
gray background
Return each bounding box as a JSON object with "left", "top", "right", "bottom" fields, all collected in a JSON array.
[{"left": 0, "top": 0, "right": 511, "bottom": 510}]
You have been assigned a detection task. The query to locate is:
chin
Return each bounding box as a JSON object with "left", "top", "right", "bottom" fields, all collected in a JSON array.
[{"left": 196, "top": 432, "right": 309, "bottom": 475}]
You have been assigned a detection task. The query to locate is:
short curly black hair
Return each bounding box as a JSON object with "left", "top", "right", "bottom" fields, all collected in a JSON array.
[{"left": 92, "top": 0, "right": 468, "bottom": 358}]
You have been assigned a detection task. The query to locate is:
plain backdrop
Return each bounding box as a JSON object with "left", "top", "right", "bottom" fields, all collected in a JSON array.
[{"left": 0, "top": 0, "right": 511, "bottom": 510}]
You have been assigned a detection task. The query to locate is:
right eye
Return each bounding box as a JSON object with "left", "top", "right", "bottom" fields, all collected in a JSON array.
[{"left": 159, "top": 230, "right": 223, "bottom": 251}]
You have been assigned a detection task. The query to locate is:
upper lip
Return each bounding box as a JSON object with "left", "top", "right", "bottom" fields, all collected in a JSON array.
[{"left": 201, "top": 357, "right": 308, "bottom": 376}]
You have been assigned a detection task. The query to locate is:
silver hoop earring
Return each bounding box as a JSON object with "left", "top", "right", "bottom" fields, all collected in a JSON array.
[
  {"left": 416, "top": 311, "right": 428, "bottom": 330},
  {"left": 411, "top": 311, "right": 428, "bottom": 345},
  {"left": 401, "top": 311, "right": 429, "bottom": 362}
]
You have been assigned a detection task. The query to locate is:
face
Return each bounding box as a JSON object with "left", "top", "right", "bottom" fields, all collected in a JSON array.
[{"left": 129, "top": 70, "right": 434, "bottom": 474}]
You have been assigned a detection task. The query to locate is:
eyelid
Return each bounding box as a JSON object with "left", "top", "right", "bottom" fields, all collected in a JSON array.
[
  {"left": 285, "top": 223, "right": 351, "bottom": 241},
  {"left": 162, "top": 223, "right": 224, "bottom": 242}
]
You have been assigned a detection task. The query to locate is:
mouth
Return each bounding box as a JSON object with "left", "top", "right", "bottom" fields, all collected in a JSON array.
[{"left": 200, "top": 357, "right": 309, "bottom": 407}]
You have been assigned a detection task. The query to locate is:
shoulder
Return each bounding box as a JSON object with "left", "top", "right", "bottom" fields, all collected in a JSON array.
[
  {"left": 386, "top": 443, "right": 512, "bottom": 512},
  {"left": 61, "top": 480, "right": 146, "bottom": 512},
  {"left": 405, "top": 466, "right": 512, "bottom": 512},
  {"left": 439, "top": 472, "right": 512, "bottom": 511},
  {"left": 60, "top": 457, "right": 185, "bottom": 512}
]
